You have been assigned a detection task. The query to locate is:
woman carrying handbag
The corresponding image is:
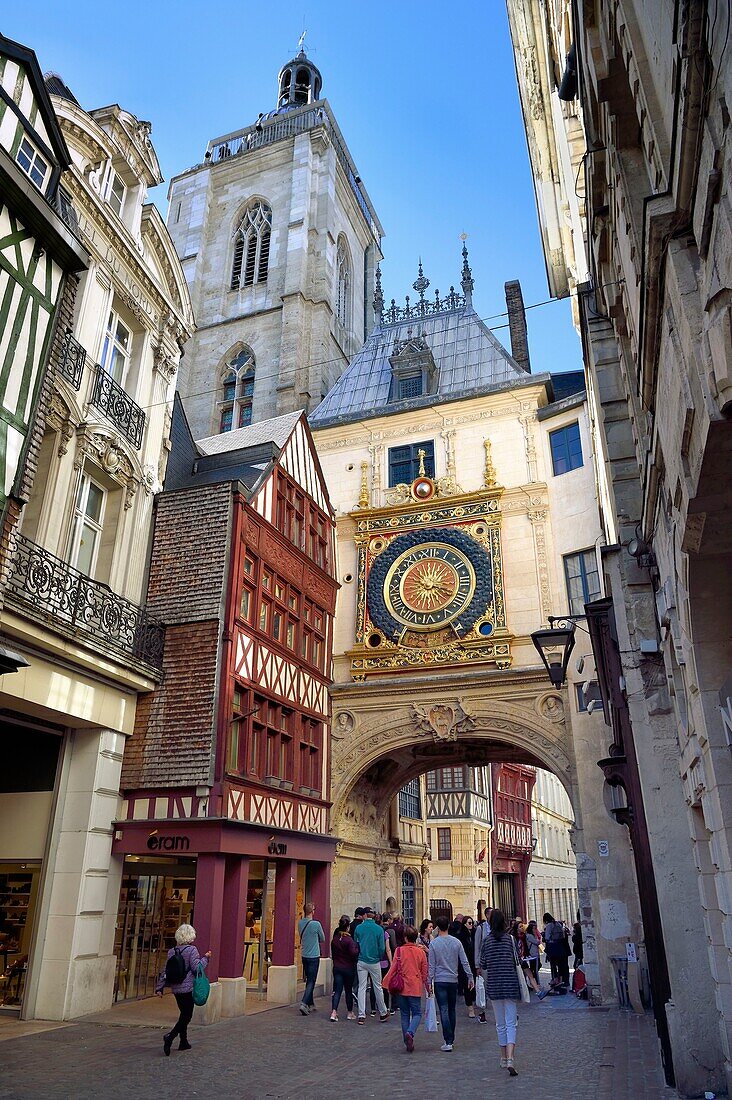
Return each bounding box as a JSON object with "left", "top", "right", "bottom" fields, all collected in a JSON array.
[
  {"left": 479, "top": 909, "right": 523, "bottom": 1076},
  {"left": 383, "top": 926, "right": 430, "bottom": 1053}
]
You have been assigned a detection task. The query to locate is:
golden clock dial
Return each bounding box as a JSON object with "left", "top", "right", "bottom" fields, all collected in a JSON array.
[{"left": 383, "top": 542, "right": 476, "bottom": 632}]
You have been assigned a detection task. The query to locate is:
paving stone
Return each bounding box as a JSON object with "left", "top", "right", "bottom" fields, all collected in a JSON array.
[{"left": 0, "top": 993, "right": 678, "bottom": 1099}]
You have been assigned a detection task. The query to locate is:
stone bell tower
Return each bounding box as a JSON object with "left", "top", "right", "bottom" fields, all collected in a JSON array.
[{"left": 167, "top": 45, "right": 384, "bottom": 440}]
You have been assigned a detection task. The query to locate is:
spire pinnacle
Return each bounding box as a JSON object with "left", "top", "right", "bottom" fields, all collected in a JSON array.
[
  {"left": 373, "top": 263, "right": 384, "bottom": 321},
  {"left": 460, "top": 234, "right": 474, "bottom": 303},
  {"left": 413, "top": 259, "right": 430, "bottom": 303}
]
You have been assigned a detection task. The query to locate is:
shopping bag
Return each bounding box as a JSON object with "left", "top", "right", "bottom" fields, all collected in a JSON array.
[
  {"left": 475, "top": 974, "right": 486, "bottom": 1010},
  {"left": 424, "top": 994, "right": 438, "bottom": 1033},
  {"left": 192, "top": 963, "right": 211, "bottom": 1006}
]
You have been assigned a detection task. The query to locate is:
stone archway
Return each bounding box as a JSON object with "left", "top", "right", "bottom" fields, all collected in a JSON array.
[{"left": 328, "top": 667, "right": 643, "bottom": 1005}]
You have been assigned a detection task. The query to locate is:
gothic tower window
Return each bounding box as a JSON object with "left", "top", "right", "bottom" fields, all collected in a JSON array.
[
  {"left": 231, "top": 200, "right": 272, "bottom": 290},
  {"left": 336, "top": 236, "right": 351, "bottom": 329},
  {"left": 219, "top": 347, "right": 256, "bottom": 432}
]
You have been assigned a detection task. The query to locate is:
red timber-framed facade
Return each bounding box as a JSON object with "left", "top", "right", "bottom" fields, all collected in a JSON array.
[
  {"left": 113, "top": 402, "right": 338, "bottom": 1016},
  {"left": 491, "top": 763, "right": 536, "bottom": 920}
]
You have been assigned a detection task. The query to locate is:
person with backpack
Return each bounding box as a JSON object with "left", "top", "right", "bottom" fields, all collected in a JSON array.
[
  {"left": 155, "top": 923, "right": 211, "bottom": 1056},
  {"left": 542, "top": 912, "right": 568, "bottom": 986},
  {"left": 383, "top": 925, "right": 430, "bottom": 1052},
  {"left": 298, "top": 902, "right": 325, "bottom": 1016}
]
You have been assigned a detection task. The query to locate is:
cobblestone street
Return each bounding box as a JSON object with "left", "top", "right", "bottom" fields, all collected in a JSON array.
[{"left": 0, "top": 992, "right": 676, "bottom": 1100}]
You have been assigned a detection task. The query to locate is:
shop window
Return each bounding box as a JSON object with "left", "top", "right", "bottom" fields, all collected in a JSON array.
[
  {"left": 563, "top": 549, "right": 601, "bottom": 616},
  {"left": 388, "top": 441, "right": 434, "bottom": 486},
  {"left": 437, "top": 827, "right": 452, "bottom": 860},
  {"left": 549, "top": 422, "right": 583, "bottom": 475}
]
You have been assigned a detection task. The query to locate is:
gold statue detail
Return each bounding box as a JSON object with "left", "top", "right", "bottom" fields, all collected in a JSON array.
[
  {"left": 358, "top": 461, "right": 370, "bottom": 509},
  {"left": 417, "top": 448, "right": 427, "bottom": 478},
  {"left": 483, "top": 438, "right": 497, "bottom": 488}
]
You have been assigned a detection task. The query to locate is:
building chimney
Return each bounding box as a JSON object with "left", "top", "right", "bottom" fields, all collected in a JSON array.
[{"left": 504, "top": 280, "right": 530, "bottom": 373}]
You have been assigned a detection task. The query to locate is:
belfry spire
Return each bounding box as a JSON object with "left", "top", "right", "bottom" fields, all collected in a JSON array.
[{"left": 460, "top": 233, "right": 474, "bottom": 305}]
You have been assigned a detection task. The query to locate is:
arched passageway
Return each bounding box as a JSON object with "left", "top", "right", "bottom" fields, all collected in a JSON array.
[{"left": 329, "top": 668, "right": 644, "bottom": 1006}]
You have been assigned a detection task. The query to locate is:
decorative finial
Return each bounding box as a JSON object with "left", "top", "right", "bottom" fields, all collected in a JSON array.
[
  {"left": 413, "top": 259, "right": 430, "bottom": 303},
  {"left": 417, "top": 448, "right": 427, "bottom": 477},
  {"left": 460, "top": 234, "right": 474, "bottom": 302},
  {"left": 297, "top": 29, "right": 307, "bottom": 52},
  {"left": 358, "top": 461, "right": 370, "bottom": 509},
  {"left": 373, "top": 264, "right": 384, "bottom": 320},
  {"left": 483, "top": 438, "right": 497, "bottom": 488}
]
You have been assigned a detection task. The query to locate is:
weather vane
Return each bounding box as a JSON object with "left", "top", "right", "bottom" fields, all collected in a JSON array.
[
  {"left": 460, "top": 232, "right": 468, "bottom": 242},
  {"left": 298, "top": 28, "right": 307, "bottom": 50}
]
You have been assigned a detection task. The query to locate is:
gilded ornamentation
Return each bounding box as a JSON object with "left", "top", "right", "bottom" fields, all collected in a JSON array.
[
  {"left": 483, "top": 438, "right": 497, "bottom": 488},
  {"left": 357, "top": 461, "right": 370, "bottom": 509},
  {"left": 412, "top": 700, "right": 477, "bottom": 742}
]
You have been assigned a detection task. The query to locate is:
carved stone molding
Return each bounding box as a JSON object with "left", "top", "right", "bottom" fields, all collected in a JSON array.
[
  {"left": 412, "top": 700, "right": 477, "bottom": 742},
  {"left": 536, "top": 692, "right": 566, "bottom": 723}
]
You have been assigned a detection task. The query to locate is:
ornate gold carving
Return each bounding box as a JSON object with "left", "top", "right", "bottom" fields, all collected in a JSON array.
[
  {"left": 357, "top": 461, "right": 370, "bottom": 509},
  {"left": 483, "top": 438, "right": 497, "bottom": 488},
  {"left": 417, "top": 448, "right": 427, "bottom": 477},
  {"left": 412, "top": 700, "right": 477, "bottom": 742}
]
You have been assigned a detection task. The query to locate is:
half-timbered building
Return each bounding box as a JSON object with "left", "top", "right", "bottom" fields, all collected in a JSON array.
[
  {"left": 425, "top": 766, "right": 492, "bottom": 920},
  {"left": 115, "top": 401, "right": 338, "bottom": 1019},
  {"left": 0, "top": 57, "right": 193, "bottom": 1021},
  {"left": 0, "top": 34, "right": 87, "bottom": 602}
]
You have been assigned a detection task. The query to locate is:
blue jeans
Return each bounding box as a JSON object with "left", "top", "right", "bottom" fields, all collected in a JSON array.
[
  {"left": 434, "top": 981, "right": 458, "bottom": 1045},
  {"left": 302, "top": 956, "right": 320, "bottom": 1007},
  {"left": 399, "top": 994, "right": 422, "bottom": 1039},
  {"left": 332, "top": 967, "right": 354, "bottom": 1012}
]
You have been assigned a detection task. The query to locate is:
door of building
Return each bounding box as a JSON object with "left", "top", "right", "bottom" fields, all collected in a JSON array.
[
  {"left": 494, "top": 872, "right": 516, "bottom": 919},
  {"left": 113, "top": 856, "right": 197, "bottom": 1001}
]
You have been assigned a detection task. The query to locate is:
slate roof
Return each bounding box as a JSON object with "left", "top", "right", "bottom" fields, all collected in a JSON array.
[
  {"left": 310, "top": 304, "right": 530, "bottom": 427},
  {"left": 196, "top": 410, "right": 302, "bottom": 455}
]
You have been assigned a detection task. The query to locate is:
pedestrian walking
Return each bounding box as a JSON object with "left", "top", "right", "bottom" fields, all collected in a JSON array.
[
  {"left": 417, "top": 918, "right": 433, "bottom": 952},
  {"left": 298, "top": 902, "right": 325, "bottom": 1016},
  {"left": 383, "top": 926, "right": 430, "bottom": 1052},
  {"left": 572, "top": 921, "right": 583, "bottom": 966},
  {"left": 155, "top": 923, "right": 211, "bottom": 1056},
  {"left": 458, "top": 915, "right": 478, "bottom": 1018},
  {"left": 480, "top": 908, "right": 522, "bottom": 1076},
  {"left": 330, "top": 914, "right": 358, "bottom": 1021},
  {"left": 382, "top": 913, "right": 398, "bottom": 1014},
  {"left": 542, "top": 912, "right": 568, "bottom": 986},
  {"left": 349, "top": 907, "right": 365, "bottom": 1000},
  {"left": 354, "top": 907, "right": 389, "bottom": 1023},
  {"left": 474, "top": 905, "right": 492, "bottom": 1023},
  {"left": 525, "top": 920, "right": 542, "bottom": 983},
  {"left": 517, "top": 922, "right": 546, "bottom": 997},
  {"left": 428, "top": 914, "right": 474, "bottom": 1052}
]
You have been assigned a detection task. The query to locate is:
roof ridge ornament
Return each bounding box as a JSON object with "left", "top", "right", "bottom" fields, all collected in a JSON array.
[
  {"left": 413, "top": 259, "right": 430, "bottom": 302},
  {"left": 373, "top": 263, "right": 384, "bottom": 323},
  {"left": 460, "top": 233, "right": 474, "bottom": 304}
]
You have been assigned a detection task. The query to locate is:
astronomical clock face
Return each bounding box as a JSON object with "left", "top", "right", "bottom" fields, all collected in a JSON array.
[{"left": 367, "top": 526, "right": 494, "bottom": 642}]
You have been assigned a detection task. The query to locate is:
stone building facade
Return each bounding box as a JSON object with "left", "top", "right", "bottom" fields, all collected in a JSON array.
[
  {"left": 0, "top": 58, "right": 193, "bottom": 1021},
  {"left": 527, "top": 767, "right": 579, "bottom": 926},
  {"left": 310, "top": 255, "right": 644, "bottom": 1007},
  {"left": 166, "top": 47, "right": 383, "bottom": 439},
  {"left": 506, "top": 1, "right": 731, "bottom": 1093}
]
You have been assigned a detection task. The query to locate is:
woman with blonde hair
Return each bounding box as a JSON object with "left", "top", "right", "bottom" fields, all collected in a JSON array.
[{"left": 155, "top": 923, "right": 211, "bottom": 1056}]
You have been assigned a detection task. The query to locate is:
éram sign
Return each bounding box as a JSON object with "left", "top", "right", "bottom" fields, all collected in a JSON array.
[{"left": 147, "top": 834, "right": 190, "bottom": 852}]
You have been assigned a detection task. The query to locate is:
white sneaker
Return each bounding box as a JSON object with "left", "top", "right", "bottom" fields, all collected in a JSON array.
[
  {"left": 298, "top": 1003, "right": 309, "bottom": 1016},
  {"left": 440, "top": 1042, "right": 453, "bottom": 1052}
]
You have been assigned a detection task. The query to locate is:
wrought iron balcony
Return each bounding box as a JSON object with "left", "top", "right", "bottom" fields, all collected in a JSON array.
[
  {"left": 58, "top": 330, "right": 86, "bottom": 390},
  {"left": 90, "top": 365, "right": 145, "bottom": 449},
  {"left": 7, "top": 534, "right": 164, "bottom": 673}
]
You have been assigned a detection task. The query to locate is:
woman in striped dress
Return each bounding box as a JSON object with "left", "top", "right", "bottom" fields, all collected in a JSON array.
[{"left": 479, "top": 908, "right": 522, "bottom": 1076}]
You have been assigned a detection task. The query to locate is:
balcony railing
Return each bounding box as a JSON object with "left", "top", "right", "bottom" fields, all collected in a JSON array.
[
  {"left": 58, "top": 330, "right": 86, "bottom": 390},
  {"left": 7, "top": 534, "right": 164, "bottom": 672},
  {"left": 90, "top": 365, "right": 145, "bottom": 449},
  {"left": 54, "top": 187, "right": 80, "bottom": 238}
]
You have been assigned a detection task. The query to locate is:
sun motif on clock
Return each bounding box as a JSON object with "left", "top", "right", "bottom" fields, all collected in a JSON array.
[{"left": 366, "top": 526, "right": 493, "bottom": 641}]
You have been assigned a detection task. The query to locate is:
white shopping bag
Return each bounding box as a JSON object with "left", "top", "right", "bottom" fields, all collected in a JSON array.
[
  {"left": 475, "top": 974, "right": 486, "bottom": 1010},
  {"left": 424, "top": 994, "right": 438, "bottom": 1033}
]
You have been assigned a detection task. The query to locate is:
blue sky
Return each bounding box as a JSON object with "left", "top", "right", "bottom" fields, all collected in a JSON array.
[{"left": 4, "top": 1, "right": 582, "bottom": 376}]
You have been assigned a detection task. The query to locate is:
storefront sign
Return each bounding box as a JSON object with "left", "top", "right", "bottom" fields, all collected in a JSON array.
[
  {"left": 267, "top": 838, "right": 288, "bottom": 855},
  {"left": 147, "top": 834, "right": 190, "bottom": 852}
]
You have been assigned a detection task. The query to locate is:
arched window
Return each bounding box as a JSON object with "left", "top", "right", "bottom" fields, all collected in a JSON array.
[
  {"left": 336, "top": 236, "right": 351, "bottom": 329},
  {"left": 401, "top": 871, "right": 416, "bottom": 927},
  {"left": 231, "top": 200, "right": 272, "bottom": 290},
  {"left": 219, "top": 347, "right": 256, "bottom": 432}
]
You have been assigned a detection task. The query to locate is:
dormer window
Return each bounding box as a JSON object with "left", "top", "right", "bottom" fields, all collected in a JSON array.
[
  {"left": 16, "top": 136, "right": 49, "bottom": 190},
  {"left": 105, "top": 170, "right": 126, "bottom": 218},
  {"left": 388, "top": 330, "right": 438, "bottom": 403}
]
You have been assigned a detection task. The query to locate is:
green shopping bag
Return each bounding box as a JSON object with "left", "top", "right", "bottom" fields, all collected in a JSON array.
[{"left": 192, "top": 963, "right": 210, "bottom": 1006}]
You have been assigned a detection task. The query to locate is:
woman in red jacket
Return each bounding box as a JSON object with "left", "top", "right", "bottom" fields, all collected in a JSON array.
[
  {"left": 383, "top": 926, "right": 431, "bottom": 1052},
  {"left": 330, "top": 914, "right": 359, "bottom": 1021}
]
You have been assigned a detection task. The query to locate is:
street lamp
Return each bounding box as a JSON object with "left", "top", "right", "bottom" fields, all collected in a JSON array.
[{"left": 531, "top": 617, "right": 576, "bottom": 687}]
